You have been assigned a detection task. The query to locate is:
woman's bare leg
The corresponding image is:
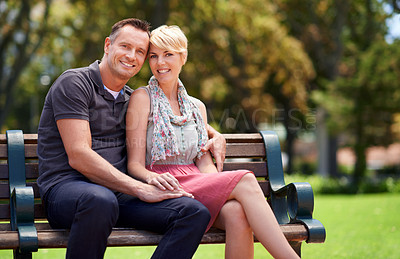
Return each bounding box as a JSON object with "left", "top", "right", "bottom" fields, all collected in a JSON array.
[
  {"left": 213, "top": 200, "right": 254, "bottom": 259},
  {"left": 229, "top": 174, "right": 300, "bottom": 259}
]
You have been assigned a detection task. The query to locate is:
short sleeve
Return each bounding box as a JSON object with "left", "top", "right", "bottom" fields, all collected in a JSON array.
[{"left": 50, "top": 71, "right": 92, "bottom": 122}]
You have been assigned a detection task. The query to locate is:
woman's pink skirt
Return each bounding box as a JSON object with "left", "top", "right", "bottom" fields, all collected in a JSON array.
[{"left": 147, "top": 163, "right": 252, "bottom": 231}]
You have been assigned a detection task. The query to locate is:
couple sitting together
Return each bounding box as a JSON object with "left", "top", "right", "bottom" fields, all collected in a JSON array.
[{"left": 37, "top": 18, "right": 299, "bottom": 259}]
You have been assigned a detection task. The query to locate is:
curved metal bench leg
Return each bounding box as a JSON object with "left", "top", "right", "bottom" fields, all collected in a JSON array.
[
  {"left": 7, "top": 130, "right": 38, "bottom": 258},
  {"left": 260, "top": 130, "right": 326, "bottom": 246}
]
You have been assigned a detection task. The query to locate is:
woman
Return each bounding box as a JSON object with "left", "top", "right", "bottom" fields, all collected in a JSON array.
[{"left": 126, "top": 25, "right": 299, "bottom": 259}]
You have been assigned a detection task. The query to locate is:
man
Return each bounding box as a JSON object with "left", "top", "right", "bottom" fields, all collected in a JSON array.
[{"left": 37, "top": 18, "right": 226, "bottom": 259}]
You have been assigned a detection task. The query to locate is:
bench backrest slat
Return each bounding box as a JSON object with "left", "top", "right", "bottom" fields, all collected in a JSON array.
[
  {"left": 0, "top": 203, "right": 46, "bottom": 220},
  {"left": 0, "top": 163, "right": 39, "bottom": 179},
  {"left": 0, "top": 144, "right": 37, "bottom": 159},
  {"left": 224, "top": 143, "right": 265, "bottom": 158}
]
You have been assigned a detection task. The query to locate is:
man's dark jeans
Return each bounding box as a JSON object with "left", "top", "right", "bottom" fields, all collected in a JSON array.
[{"left": 44, "top": 180, "right": 210, "bottom": 259}]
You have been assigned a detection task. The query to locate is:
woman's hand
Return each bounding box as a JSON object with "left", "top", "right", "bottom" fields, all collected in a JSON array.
[
  {"left": 146, "top": 172, "right": 193, "bottom": 196},
  {"left": 146, "top": 172, "right": 194, "bottom": 199}
]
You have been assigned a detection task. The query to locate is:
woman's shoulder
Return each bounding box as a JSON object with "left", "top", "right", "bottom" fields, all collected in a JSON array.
[
  {"left": 129, "top": 86, "right": 151, "bottom": 111},
  {"left": 189, "top": 96, "right": 207, "bottom": 122},
  {"left": 189, "top": 96, "right": 206, "bottom": 110},
  {"left": 132, "top": 86, "right": 150, "bottom": 100}
]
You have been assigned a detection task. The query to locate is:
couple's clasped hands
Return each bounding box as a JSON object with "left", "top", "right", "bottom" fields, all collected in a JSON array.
[
  {"left": 137, "top": 132, "right": 226, "bottom": 203},
  {"left": 136, "top": 172, "right": 193, "bottom": 203},
  {"left": 136, "top": 172, "right": 194, "bottom": 203},
  {"left": 148, "top": 172, "right": 194, "bottom": 198}
]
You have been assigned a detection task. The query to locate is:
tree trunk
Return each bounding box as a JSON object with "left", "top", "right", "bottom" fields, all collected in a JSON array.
[
  {"left": 328, "top": 136, "right": 339, "bottom": 177},
  {"left": 353, "top": 110, "right": 367, "bottom": 188},
  {"left": 353, "top": 141, "right": 367, "bottom": 188}
]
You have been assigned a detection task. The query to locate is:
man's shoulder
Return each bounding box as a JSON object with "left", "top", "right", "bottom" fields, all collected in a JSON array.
[
  {"left": 53, "top": 62, "right": 100, "bottom": 90},
  {"left": 50, "top": 69, "right": 87, "bottom": 93},
  {"left": 57, "top": 61, "right": 99, "bottom": 82},
  {"left": 58, "top": 65, "right": 90, "bottom": 80}
]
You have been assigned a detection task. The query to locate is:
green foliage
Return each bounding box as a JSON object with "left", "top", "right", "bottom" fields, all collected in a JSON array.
[
  {"left": 316, "top": 39, "right": 400, "bottom": 144},
  {"left": 170, "top": 0, "right": 314, "bottom": 132},
  {"left": 279, "top": 0, "right": 400, "bottom": 186},
  {"left": 3, "top": 0, "right": 400, "bottom": 192},
  {"left": 1, "top": 0, "right": 314, "bottom": 135},
  {"left": 284, "top": 173, "right": 400, "bottom": 194},
  {"left": 0, "top": 0, "right": 51, "bottom": 132}
]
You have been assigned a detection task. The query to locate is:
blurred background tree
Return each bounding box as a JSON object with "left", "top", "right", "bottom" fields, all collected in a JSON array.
[
  {"left": 277, "top": 0, "right": 352, "bottom": 177},
  {"left": 0, "top": 0, "right": 51, "bottom": 131},
  {"left": 277, "top": 0, "right": 400, "bottom": 186},
  {"left": 169, "top": 0, "right": 314, "bottom": 174},
  {"left": 1, "top": 0, "right": 400, "bottom": 190}
]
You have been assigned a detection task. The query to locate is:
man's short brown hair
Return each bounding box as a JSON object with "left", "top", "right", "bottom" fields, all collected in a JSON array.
[{"left": 109, "top": 18, "right": 151, "bottom": 43}]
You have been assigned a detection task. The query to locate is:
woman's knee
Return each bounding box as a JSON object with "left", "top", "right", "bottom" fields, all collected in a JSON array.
[
  {"left": 233, "top": 173, "right": 261, "bottom": 196},
  {"left": 241, "top": 173, "right": 258, "bottom": 185},
  {"left": 221, "top": 201, "right": 250, "bottom": 229}
]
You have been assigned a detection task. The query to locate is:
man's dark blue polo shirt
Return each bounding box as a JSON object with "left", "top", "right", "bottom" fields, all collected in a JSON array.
[{"left": 37, "top": 60, "right": 133, "bottom": 199}]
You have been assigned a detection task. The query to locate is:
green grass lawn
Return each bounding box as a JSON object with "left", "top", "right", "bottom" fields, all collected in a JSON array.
[
  {"left": 300, "top": 193, "right": 400, "bottom": 259},
  {"left": 1, "top": 193, "right": 399, "bottom": 258}
]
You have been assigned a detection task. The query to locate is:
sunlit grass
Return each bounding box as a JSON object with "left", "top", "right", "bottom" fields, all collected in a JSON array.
[{"left": 301, "top": 193, "right": 400, "bottom": 259}]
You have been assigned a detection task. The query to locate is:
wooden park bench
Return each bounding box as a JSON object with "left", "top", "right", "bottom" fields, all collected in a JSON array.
[{"left": 0, "top": 130, "right": 325, "bottom": 258}]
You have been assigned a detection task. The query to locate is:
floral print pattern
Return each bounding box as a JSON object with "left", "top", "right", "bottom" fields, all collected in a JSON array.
[{"left": 148, "top": 76, "right": 208, "bottom": 167}]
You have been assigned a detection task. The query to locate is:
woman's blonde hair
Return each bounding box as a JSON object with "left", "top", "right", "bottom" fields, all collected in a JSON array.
[{"left": 150, "top": 25, "right": 188, "bottom": 63}]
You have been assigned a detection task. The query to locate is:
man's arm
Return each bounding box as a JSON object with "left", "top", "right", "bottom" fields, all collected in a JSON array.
[
  {"left": 191, "top": 97, "right": 226, "bottom": 172},
  {"left": 57, "top": 118, "right": 191, "bottom": 202},
  {"left": 202, "top": 124, "right": 226, "bottom": 172}
]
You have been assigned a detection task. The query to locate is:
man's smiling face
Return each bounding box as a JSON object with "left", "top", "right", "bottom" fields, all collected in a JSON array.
[{"left": 103, "top": 25, "right": 149, "bottom": 82}]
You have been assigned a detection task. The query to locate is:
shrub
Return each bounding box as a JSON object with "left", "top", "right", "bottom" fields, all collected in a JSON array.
[{"left": 284, "top": 173, "right": 400, "bottom": 194}]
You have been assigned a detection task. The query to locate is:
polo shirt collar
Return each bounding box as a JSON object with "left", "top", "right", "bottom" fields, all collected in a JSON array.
[
  {"left": 89, "top": 60, "right": 133, "bottom": 103},
  {"left": 89, "top": 60, "right": 104, "bottom": 90}
]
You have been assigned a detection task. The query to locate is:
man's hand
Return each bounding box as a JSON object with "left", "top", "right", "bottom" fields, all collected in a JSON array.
[
  {"left": 202, "top": 125, "right": 226, "bottom": 172},
  {"left": 136, "top": 183, "right": 194, "bottom": 203}
]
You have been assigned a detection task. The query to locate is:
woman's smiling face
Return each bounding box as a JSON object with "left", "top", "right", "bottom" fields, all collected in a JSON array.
[{"left": 148, "top": 43, "right": 186, "bottom": 86}]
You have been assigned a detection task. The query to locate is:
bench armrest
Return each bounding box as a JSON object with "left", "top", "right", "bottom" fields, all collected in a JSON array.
[
  {"left": 7, "top": 130, "right": 38, "bottom": 253},
  {"left": 10, "top": 186, "right": 38, "bottom": 252},
  {"left": 260, "top": 131, "right": 326, "bottom": 243}
]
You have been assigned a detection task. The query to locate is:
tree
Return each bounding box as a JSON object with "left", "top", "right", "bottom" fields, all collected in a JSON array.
[
  {"left": 167, "top": 0, "right": 315, "bottom": 172},
  {"left": 277, "top": 0, "right": 350, "bottom": 177},
  {"left": 314, "top": 35, "right": 400, "bottom": 187},
  {"left": 1, "top": 0, "right": 173, "bottom": 132},
  {"left": 279, "top": 0, "right": 400, "bottom": 187},
  {"left": 1, "top": 0, "right": 315, "bottom": 174},
  {"left": 0, "top": 0, "right": 51, "bottom": 131}
]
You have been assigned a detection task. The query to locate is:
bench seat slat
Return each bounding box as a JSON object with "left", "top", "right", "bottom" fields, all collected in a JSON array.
[{"left": 0, "top": 223, "right": 308, "bottom": 249}]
